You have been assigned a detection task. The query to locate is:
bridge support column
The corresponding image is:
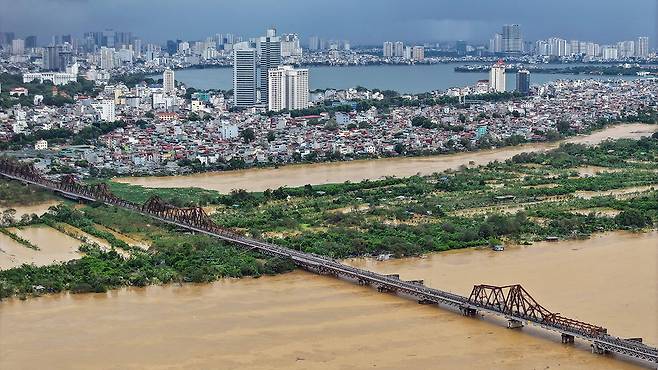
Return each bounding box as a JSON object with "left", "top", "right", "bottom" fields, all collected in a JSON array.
[
  {"left": 561, "top": 334, "right": 575, "bottom": 344},
  {"left": 507, "top": 319, "right": 524, "bottom": 329},
  {"left": 357, "top": 278, "right": 368, "bottom": 286},
  {"left": 591, "top": 343, "right": 608, "bottom": 355},
  {"left": 459, "top": 306, "right": 477, "bottom": 317},
  {"left": 377, "top": 286, "right": 395, "bottom": 293},
  {"left": 418, "top": 299, "right": 434, "bottom": 305}
]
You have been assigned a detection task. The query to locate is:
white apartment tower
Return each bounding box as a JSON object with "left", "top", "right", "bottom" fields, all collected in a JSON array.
[
  {"left": 394, "top": 41, "right": 404, "bottom": 57},
  {"left": 163, "top": 68, "right": 175, "bottom": 95},
  {"left": 383, "top": 41, "right": 393, "bottom": 57},
  {"left": 267, "top": 66, "right": 309, "bottom": 112},
  {"left": 233, "top": 45, "right": 257, "bottom": 107},
  {"left": 489, "top": 60, "right": 506, "bottom": 93},
  {"left": 637, "top": 37, "right": 649, "bottom": 58}
]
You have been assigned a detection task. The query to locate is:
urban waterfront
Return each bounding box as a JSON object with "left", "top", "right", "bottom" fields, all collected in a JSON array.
[{"left": 167, "top": 63, "right": 644, "bottom": 93}]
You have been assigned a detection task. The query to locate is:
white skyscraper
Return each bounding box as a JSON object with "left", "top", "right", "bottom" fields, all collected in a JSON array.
[
  {"left": 11, "top": 38, "right": 25, "bottom": 55},
  {"left": 233, "top": 44, "right": 257, "bottom": 107},
  {"left": 267, "top": 65, "right": 309, "bottom": 112},
  {"left": 383, "top": 41, "right": 393, "bottom": 57},
  {"left": 100, "top": 47, "right": 115, "bottom": 70},
  {"left": 281, "top": 33, "right": 302, "bottom": 57},
  {"left": 163, "top": 68, "right": 175, "bottom": 95},
  {"left": 637, "top": 37, "right": 649, "bottom": 57},
  {"left": 490, "top": 33, "right": 503, "bottom": 53},
  {"left": 489, "top": 60, "right": 506, "bottom": 93},
  {"left": 394, "top": 41, "right": 404, "bottom": 57}
]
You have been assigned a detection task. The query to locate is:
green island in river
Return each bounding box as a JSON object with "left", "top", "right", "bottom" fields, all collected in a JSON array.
[{"left": 1, "top": 134, "right": 657, "bottom": 299}]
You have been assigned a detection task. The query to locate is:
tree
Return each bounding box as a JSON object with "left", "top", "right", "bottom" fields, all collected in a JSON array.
[
  {"left": 557, "top": 120, "right": 571, "bottom": 134},
  {"left": 324, "top": 119, "right": 338, "bottom": 131},
  {"left": 394, "top": 143, "right": 406, "bottom": 154},
  {"left": 267, "top": 131, "right": 276, "bottom": 142},
  {"left": 240, "top": 128, "right": 255, "bottom": 143}
]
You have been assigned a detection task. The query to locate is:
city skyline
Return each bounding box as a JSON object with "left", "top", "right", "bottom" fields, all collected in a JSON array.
[{"left": 0, "top": 0, "right": 655, "bottom": 45}]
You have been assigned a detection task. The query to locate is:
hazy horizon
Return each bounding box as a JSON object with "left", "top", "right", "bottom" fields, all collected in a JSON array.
[{"left": 0, "top": 0, "right": 655, "bottom": 45}]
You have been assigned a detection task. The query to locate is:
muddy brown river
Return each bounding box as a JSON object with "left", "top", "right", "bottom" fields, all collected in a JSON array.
[
  {"left": 1, "top": 231, "right": 655, "bottom": 369},
  {"left": 115, "top": 124, "right": 657, "bottom": 193}
]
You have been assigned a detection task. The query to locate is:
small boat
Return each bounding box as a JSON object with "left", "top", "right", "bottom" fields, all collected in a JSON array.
[{"left": 492, "top": 245, "right": 504, "bottom": 252}]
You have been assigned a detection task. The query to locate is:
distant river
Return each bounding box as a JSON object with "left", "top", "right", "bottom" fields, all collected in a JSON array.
[{"left": 165, "top": 63, "right": 643, "bottom": 93}]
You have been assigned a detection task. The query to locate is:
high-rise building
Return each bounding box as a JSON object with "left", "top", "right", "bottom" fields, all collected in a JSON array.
[
  {"left": 163, "top": 69, "right": 175, "bottom": 95},
  {"left": 412, "top": 46, "right": 424, "bottom": 61},
  {"left": 394, "top": 41, "right": 404, "bottom": 57},
  {"left": 267, "top": 65, "right": 309, "bottom": 111},
  {"left": 233, "top": 45, "right": 258, "bottom": 107},
  {"left": 259, "top": 28, "right": 282, "bottom": 106},
  {"left": 133, "top": 39, "right": 142, "bottom": 58},
  {"left": 490, "top": 33, "right": 503, "bottom": 54},
  {"left": 100, "top": 47, "right": 115, "bottom": 70},
  {"left": 11, "top": 39, "right": 25, "bottom": 55},
  {"left": 516, "top": 69, "right": 530, "bottom": 95},
  {"left": 618, "top": 41, "right": 635, "bottom": 58},
  {"left": 637, "top": 37, "right": 649, "bottom": 58},
  {"left": 489, "top": 60, "right": 506, "bottom": 93},
  {"left": 25, "top": 36, "right": 37, "bottom": 48},
  {"left": 309, "top": 36, "right": 320, "bottom": 51},
  {"left": 383, "top": 41, "right": 393, "bottom": 57},
  {"left": 502, "top": 24, "right": 522, "bottom": 54},
  {"left": 281, "top": 33, "right": 302, "bottom": 57},
  {"left": 43, "top": 46, "right": 60, "bottom": 71}
]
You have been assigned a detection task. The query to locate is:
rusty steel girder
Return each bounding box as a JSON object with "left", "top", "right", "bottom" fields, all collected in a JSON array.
[
  {"left": 141, "top": 195, "right": 218, "bottom": 230},
  {"left": 468, "top": 284, "right": 607, "bottom": 338}
]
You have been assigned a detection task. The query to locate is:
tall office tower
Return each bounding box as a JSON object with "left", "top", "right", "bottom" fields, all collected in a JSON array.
[
  {"left": 133, "top": 39, "right": 142, "bottom": 58},
  {"left": 455, "top": 40, "right": 467, "bottom": 56},
  {"left": 115, "top": 32, "right": 132, "bottom": 47},
  {"left": 163, "top": 69, "right": 175, "bottom": 95},
  {"left": 100, "top": 47, "right": 115, "bottom": 70},
  {"left": 394, "top": 41, "right": 404, "bottom": 57},
  {"left": 383, "top": 41, "right": 394, "bottom": 57},
  {"left": 58, "top": 50, "right": 73, "bottom": 71},
  {"left": 233, "top": 44, "right": 257, "bottom": 107},
  {"left": 308, "top": 36, "right": 320, "bottom": 51},
  {"left": 25, "top": 36, "right": 37, "bottom": 48},
  {"left": 61, "top": 34, "right": 72, "bottom": 44},
  {"left": 412, "top": 46, "right": 425, "bottom": 61},
  {"left": 637, "top": 37, "right": 649, "bottom": 57},
  {"left": 43, "top": 46, "right": 60, "bottom": 71},
  {"left": 267, "top": 65, "right": 309, "bottom": 111},
  {"left": 0, "top": 32, "right": 15, "bottom": 48},
  {"left": 490, "top": 33, "right": 503, "bottom": 53},
  {"left": 489, "top": 60, "right": 506, "bottom": 93},
  {"left": 281, "top": 34, "right": 302, "bottom": 57},
  {"left": 11, "top": 39, "right": 24, "bottom": 55},
  {"left": 502, "top": 24, "right": 522, "bottom": 54},
  {"left": 258, "top": 29, "right": 282, "bottom": 106},
  {"left": 516, "top": 70, "right": 530, "bottom": 95},
  {"left": 103, "top": 29, "right": 115, "bottom": 47}
]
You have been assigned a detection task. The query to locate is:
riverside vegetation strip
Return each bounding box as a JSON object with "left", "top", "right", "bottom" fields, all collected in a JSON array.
[{"left": 1, "top": 136, "right": 657, "bottom": 299}]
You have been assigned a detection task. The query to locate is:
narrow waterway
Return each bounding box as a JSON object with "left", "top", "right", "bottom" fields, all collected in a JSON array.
[
  {"left": 115, "top": 123, "right": 658, "bottom": 193},
  {"left": 0, "top": 225, "right": 82, "bottom": 270},
  {"left": 1, "top": 231, "right": 655, "bottom": 369}
]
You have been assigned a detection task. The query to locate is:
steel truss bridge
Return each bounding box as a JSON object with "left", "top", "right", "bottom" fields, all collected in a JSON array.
[{"left": 1, "top": 157, "right": 656, "bottom": 367}]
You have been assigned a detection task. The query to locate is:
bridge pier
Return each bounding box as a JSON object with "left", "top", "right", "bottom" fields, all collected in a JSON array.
[
  {"left": 459, "top": 306, "right": 478, "bottom": 317},
  {"left": 561, "top": 334, "right": 575, "bottom": 344},
  {"left": 507, "top": 319, "right": 524, "bottom": 329},
  {"left": 418, "top": 299, "right": 435, "bottom": 305},
  {"left": 591, "top": 343, "right": 609, "bottom": 355},
  {"left": 357, "top": 278, "right": 368, "bottom": 286}
]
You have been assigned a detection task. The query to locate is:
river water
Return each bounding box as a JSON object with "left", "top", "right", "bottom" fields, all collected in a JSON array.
[
  {"left": 0, "top": 231, "right": 655, "bottom": 369},
  {"left": 0, "top": 225, "right": 82, "bottom": 270},
  {"left": 116, "top": 123, "right": 658, "bottom": 194},
  {"left": 169, "top": 64, "right": 644, "bottom": 93}
]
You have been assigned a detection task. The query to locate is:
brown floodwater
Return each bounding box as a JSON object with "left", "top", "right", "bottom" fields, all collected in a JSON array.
[
  {"left": 0, "top": 199, "right": 62, "bottom": 220},
  {"left": 0, "top": 225, "right": 82, "bottom": 270},
  {"left": 1, "top": 231, "right": 655, "bottom": 369},
  {"left": 115, "top": 124, "right": 658, "bottom": 193}
]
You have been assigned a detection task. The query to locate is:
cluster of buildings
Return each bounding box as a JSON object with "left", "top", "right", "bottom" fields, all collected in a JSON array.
[
  {"left": 382, "top": 41, "right": 425, "bottom": 61},
  {"left": 3, "top": 75, "right": 655, "bottom": 176},
  {"left": 232, "top": 28, "right": 310, "bottom": 111},
  {"left": 487, "top": 25, "right": 651, "bottom": 60}
]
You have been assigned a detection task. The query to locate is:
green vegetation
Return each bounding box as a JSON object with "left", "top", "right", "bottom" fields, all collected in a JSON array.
[
  {"left": 1, "top": 136, "right": 657, "bottom": 299},
  {"left": 0, "top": 73, "right": 98, "bottom": 109},
  {"left": 0, "top": 228, "right": 39, "bottom": 250},
  {"left": 0, "top": 179, "right": 55, "bottom": 207},
  {"left": 0, "top": 204, "right": 295, "bottom": 299}
]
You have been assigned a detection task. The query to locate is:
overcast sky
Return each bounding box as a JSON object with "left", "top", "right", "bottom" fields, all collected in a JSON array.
[{"left": 0, "top": 0, "right": 655, "bottom": 45}]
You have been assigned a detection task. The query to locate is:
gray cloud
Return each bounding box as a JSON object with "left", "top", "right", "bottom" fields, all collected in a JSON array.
[{"left": 0, "top": 0, "right": 654, "bottom": 45}]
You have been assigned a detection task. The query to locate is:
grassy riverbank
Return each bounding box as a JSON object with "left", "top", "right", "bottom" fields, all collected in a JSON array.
[{"left": 1, "top": 136, "right": 657, "bottom": 299}]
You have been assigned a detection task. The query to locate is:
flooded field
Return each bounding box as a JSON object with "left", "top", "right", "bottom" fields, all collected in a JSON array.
[
  {"left": 1, "top": 231, "right": 655, "bottom": 369},
  {"left": 115, "top": 124, "right": 658, "bottom": 193},
  {"left": 0, "top": 225, "right": 82, "bottom": 269}
]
